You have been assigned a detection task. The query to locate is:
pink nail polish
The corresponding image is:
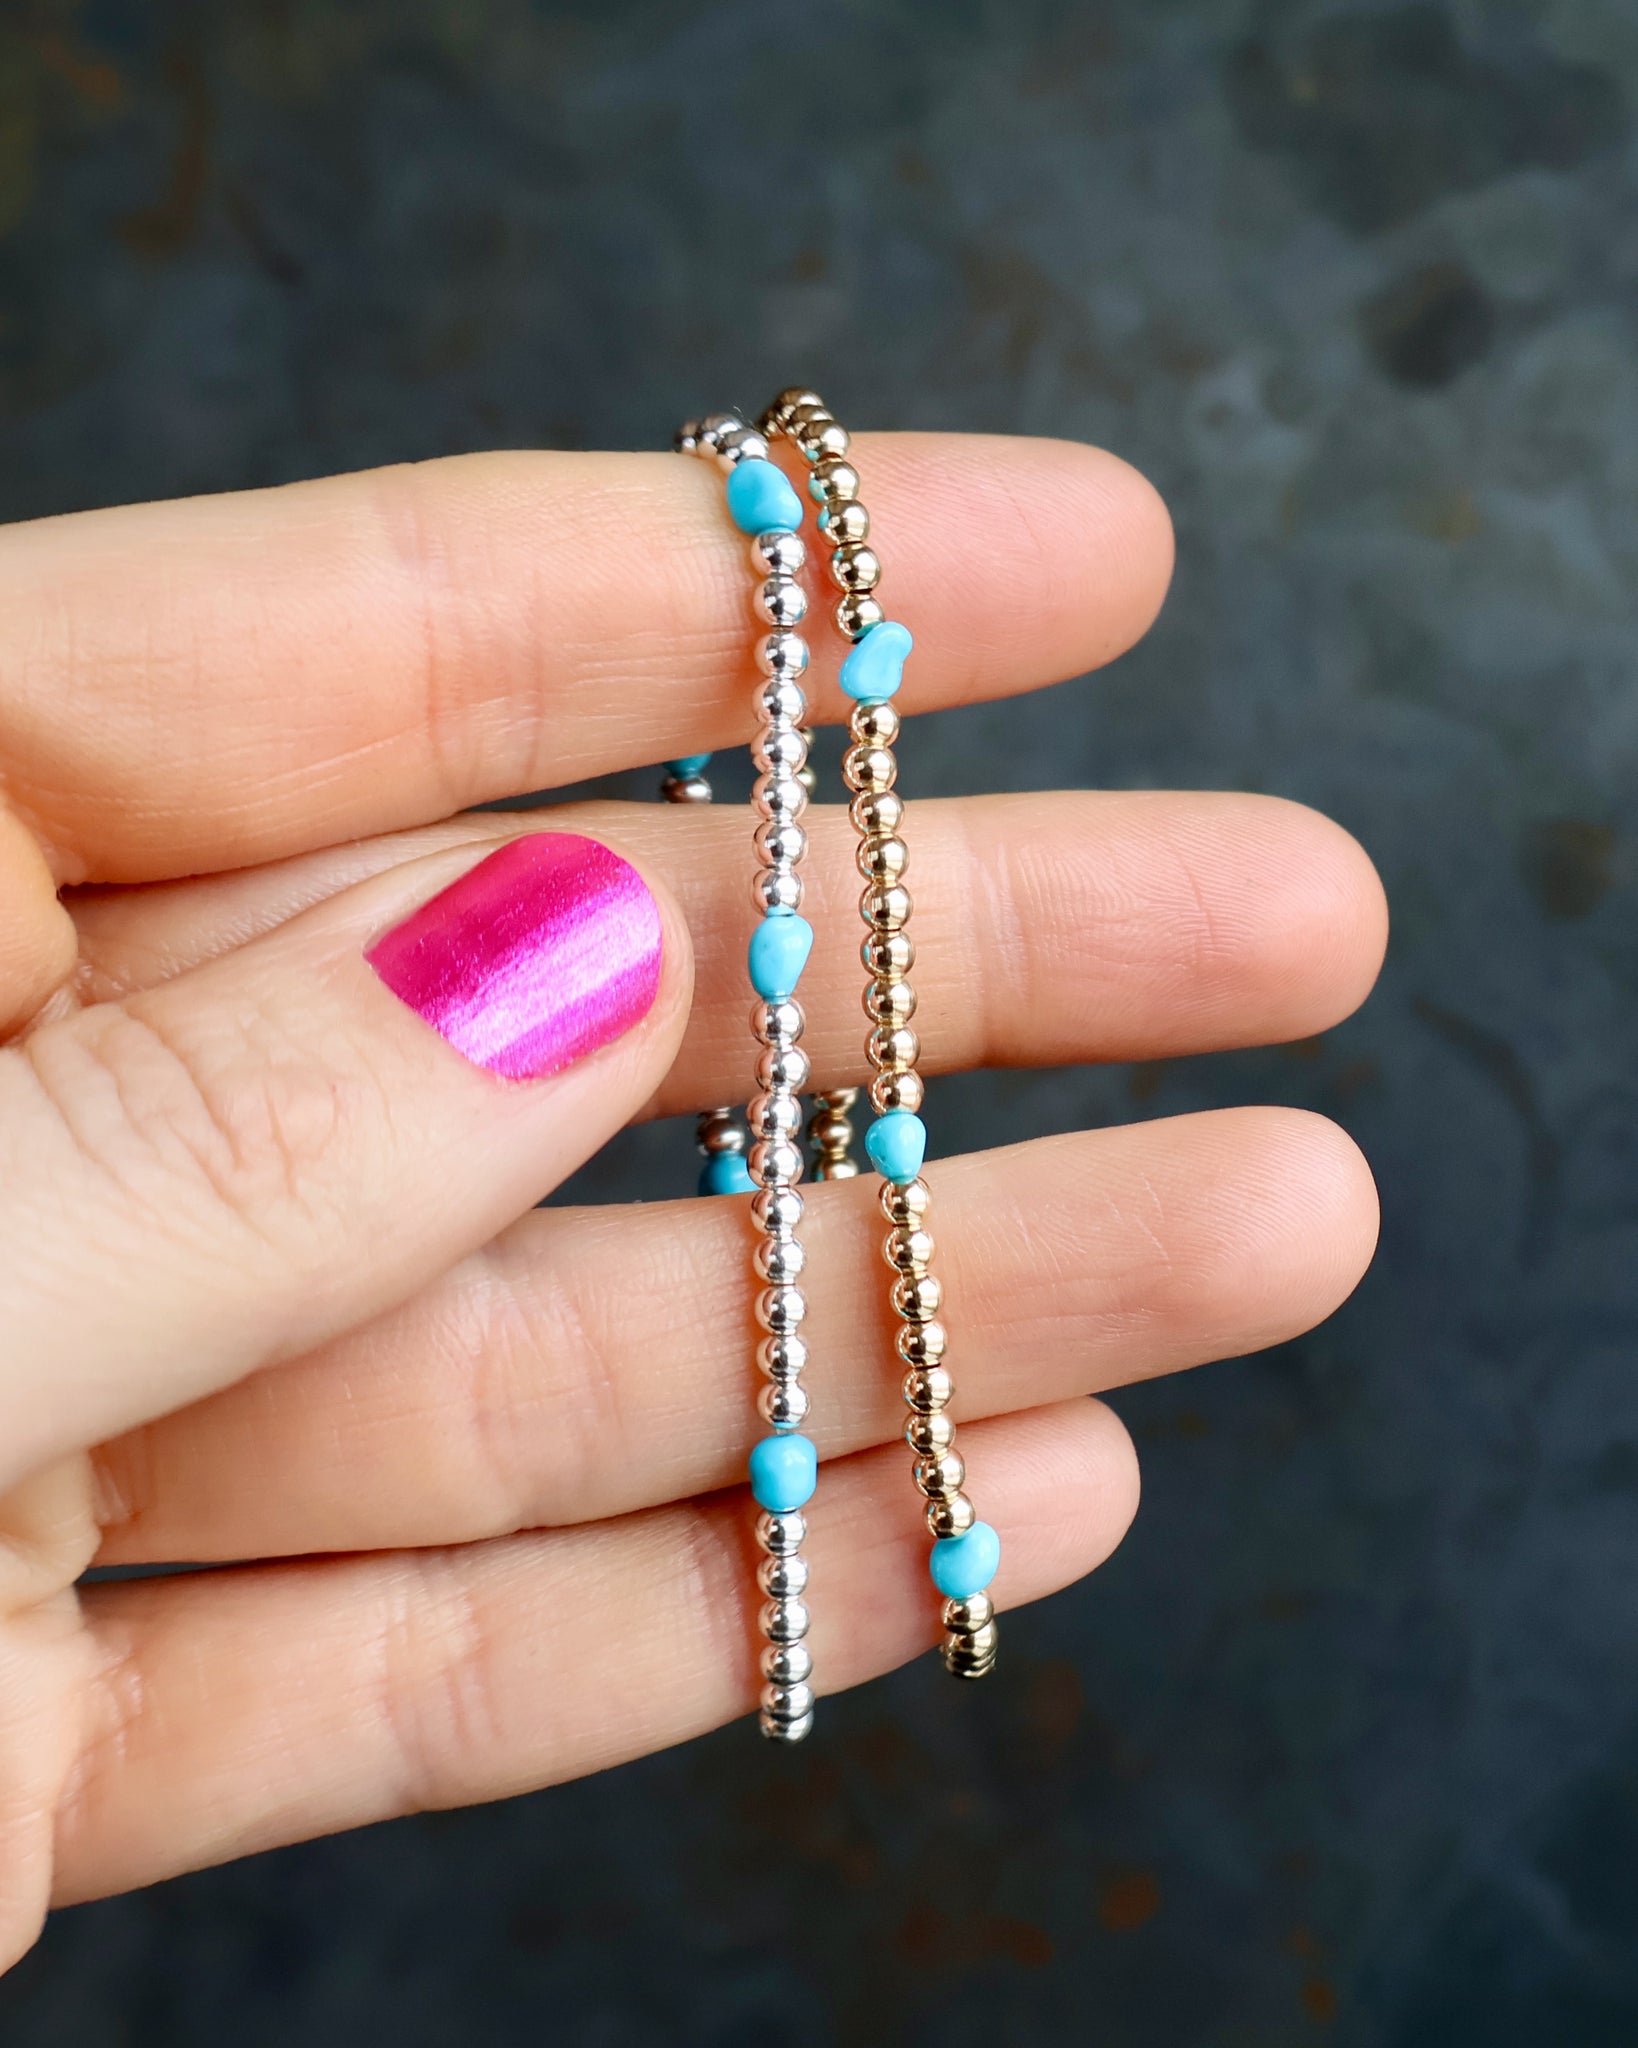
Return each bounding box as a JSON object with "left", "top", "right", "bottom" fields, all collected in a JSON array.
[{"left": 366, "top": 834, "right": 662, "bottom": 1081}]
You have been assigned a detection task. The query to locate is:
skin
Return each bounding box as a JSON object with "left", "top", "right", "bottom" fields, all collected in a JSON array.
[{"left": 0, "top": 434, "right": 1386, "bottom": 1964}]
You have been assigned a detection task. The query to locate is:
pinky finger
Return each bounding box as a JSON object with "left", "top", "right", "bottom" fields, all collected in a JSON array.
[{"left": 56, "top": 1401, "right": 1137, "bottom": 1908}]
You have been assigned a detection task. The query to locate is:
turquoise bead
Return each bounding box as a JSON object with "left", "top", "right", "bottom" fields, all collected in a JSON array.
[
  {"left": 699, "top": 1151, "right": 754, "bottom": 1196},
  {"left": 726, "top": 459, "right": 804, "bottom": 536},
  {"left": 865, "top": 1108, "right": 927, "bottom": 1184},
  {"left": 807, "top": 472, "right": 826, "bottom": 502},
  {"left": 748, "top": 908, "right": 814, "bottom": 1000},
  {"left": 839, "top": 619, "right": 913, "bottom": 702},
  {"left": 749, "top": 1433, "right": 817, "bottom": 1511},
  {"left": 930, "top": 1521, "right": 1001, "bottom": 1598},
  {"left": 667, "top": 753, "right": 711, "bottom": 777}
]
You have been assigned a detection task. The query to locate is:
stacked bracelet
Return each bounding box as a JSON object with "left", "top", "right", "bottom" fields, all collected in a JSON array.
[
  {"left": 675, "top": 409, "right": 819, "bottom": 1742},
  {"left": 759, "top": 387, "right": 1001, "bottom": 1681}
]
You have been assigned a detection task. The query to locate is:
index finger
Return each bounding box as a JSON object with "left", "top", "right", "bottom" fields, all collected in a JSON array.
[{"left": 0, "top": 434, "right": 1171, "bottom": 884}]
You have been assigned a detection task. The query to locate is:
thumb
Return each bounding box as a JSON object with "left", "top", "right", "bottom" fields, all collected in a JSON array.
[{"left": 0, "top": 830, "right": 690, "bottom": 1488}]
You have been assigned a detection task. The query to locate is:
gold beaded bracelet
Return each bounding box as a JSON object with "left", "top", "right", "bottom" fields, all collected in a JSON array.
[{"left": 758, "top": 387, "right": 1000, "bottom": 1681}]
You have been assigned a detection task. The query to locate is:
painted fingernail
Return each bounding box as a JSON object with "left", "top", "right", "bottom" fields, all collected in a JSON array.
[{"left": 366, "top": 834, "right": 662, "bottom": 1081}]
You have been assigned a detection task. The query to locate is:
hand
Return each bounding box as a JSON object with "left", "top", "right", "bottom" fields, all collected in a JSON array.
[{"left": 0, "top": 435, "right": 1383, "bottom": 1965}]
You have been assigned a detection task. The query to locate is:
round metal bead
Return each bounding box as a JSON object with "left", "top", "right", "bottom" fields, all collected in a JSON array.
[
  {"left": 943, "top": 1636, "right": 996, "bottom": 1680},
  {"left": 814, "top": 455, "right": 861, "bottom": 502},
  {"left": 757, "top": 1508, "right": 807, "bottom": 1553},
  {"left": 673, "top": 418, "right": 703, "bottom": 453},
  {"left": 768, "top": 387, "right": 824, "bottom": 428},
  {"left": 914, "top": 1448, "right": 966, "bottom": 1499},
  {"left": 865, "top": 980, "right": 918, "bottom": 1026},
  {"left": 808, "top": 1112, "right": 852, "bottom": 1151},
  {"left": 752, "top": 1186, "right": 805, "bottom": 1235},
  {"left": 863, "top": 929, "right": 915, "bottom": 979},
  {"left": 752, "top": 998, "right": 805, "bottom": 1046},
  {"left": 927, "top": 1491, "right": 978, "bottom": 1538},
  {"left": 858, "top": 835, "right": 909, "bottom": 884},
  {"left": 697, "top": 411, "right": 743, "bottom": 452},
  {"left": 716, "top": 425, "right": 770, "bottom": 469},
  {"left": 756, "top": 1283, "right": 807, "bottom": 1333},
  {"left": 662, "top": 774, "right": 713, "bottom": 804},
  {"left": 752, "top": 529, "right": 806, "bottom": 576},
  {"left": 862, "top": 883, "right": 913, "bottom": 930},
  {"left": 943, "top": 1592, "right": 994, "bottom": 1633},
  {"left": 869, "top": 1069, "right": 925, "bottom": 1114},
  {"left": 755, "top": 818, "right": 807, "bottom": 869},
  {"left": 761, "top": 1679, "right": 817, "bottom": 1722},
  {"left": 885, "top": 1224, "right": 935, "bottom": 1273},
  {"left": 751, "top": 1137, "right": 806, "bottom": 1188},
  {"left": 956, "top": 1620, "right": 999, "bottom": 1661},
  {"left": 827, "top": 499, "right": 870, "bottom": 545},
  {"left": 905, "top": 1409, "right": 956, "bottom": 1455},
  {"left": 843, "top": 744, "right": 897, "bottom": 795},
  {"left": 749, "top": 1090, "right": 804, "bottom": 1140},
  {"left": 798, "top": 418, "right": 850, "bottom": 462},
  {"left": 868, "top": 1024, "right": 921, "bottom": 1072},
  {"left": 881, "top": 1175, "right": 933, "bottom": 1223},
  {"left": 756, "top": 630, "right": 809, "bottom": 678},
  {"left": 893, "top": 1272, "right": 943, "bottom": 1321},
  {"left": 753, "top": 771, "right": 808, "bottom": 822},
  {"left": 837, "top": 591, "right": 887, "bottom": 638},
  {"left": 903, "top": 1364, "right": 954, "bottom": 1412},
  {"left": 759, "top": 1379, "right": 811, "bottom": 1430},
  {"left": 754, "top": 673, "right": 808, "bottom": 726},
  {"left": 897, "top": 1317, "right": 948, "bottom": 1366},
  {"left": 756, "top": 575, "right": 808, "bottom": 628},
  {"left": 758, "top": 1549, "right": 811, "bottom": 1599},
  {"left": 756, "top": 1043, "right": 811, "bottom": 1094},
  {"left": 761, "top": 1707, "right": 815, "bottom": 1742},
  {"left": 697, "top": 1110, "right": 746, "bottom": 1156},
  {"left": 754, "top": 1231, "right": 807, "bottom": 1283},
  {"left": 753, "top": 725, "right": 809, "bottom": 777},
  {"left": 830, "top": 543, "right": 882, "bottom": 593},
  {"left": 848, "top": 703, "right": 901, "bottom": 752},
  {"left": 758, "top": 1331, "right": 808, "bottom": 1380},
  {"left": 761, "top": 1639, "right": 814, "bottom": 1686},
  {"left": 753, "top": 866, "right": 804, "bottom": 914},
  {"left": 761, "top": 1596, "right": 810, "bottom": 1643}
]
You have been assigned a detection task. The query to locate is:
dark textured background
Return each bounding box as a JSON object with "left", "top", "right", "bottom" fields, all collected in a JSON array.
[{"left": 3, "top": 1, "right": 1637, "bottom": 2041}]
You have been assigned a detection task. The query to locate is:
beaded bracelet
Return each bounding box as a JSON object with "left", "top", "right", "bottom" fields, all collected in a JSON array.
[
  {"left": 758, "top": 387, "right": 1001, "bottom": 1680},
  {"left": 675, "top": 409, "right": 820, "bottom": 1741}
]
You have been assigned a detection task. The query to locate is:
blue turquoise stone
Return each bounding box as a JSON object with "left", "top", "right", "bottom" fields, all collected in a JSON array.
[
  {"left": 748, "top": 908, "right": 814, "bottom": 1000},
  {"left": 817, "top": 507, "right": 830, "bottom": 533},
  {"left": 726, "top": 458, "right": 804, "bottom": 536},
  {"left": 865, "top": 1108, "right": 927, "bottom": 1184},
  {"left": 699, "top": 1151, "right": 755, "bottom": 1196},
  {"left": 667, "top": 753, "right": 711, "bottom": 777},
  {"left": 749, "top": 1433, "right": 818, "bottom": 1511},
  {"left": 807, "top": 472, "right": 826, "bottom": 502},
  {"left": 930, "top": 1521, "right": 1001, "bottom": 1598},
  {"left": 839, "top": 619, "right": 913, "bottom": 702}
]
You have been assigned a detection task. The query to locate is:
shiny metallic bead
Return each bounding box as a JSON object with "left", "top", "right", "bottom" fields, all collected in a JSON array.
[
  {"left": 753, "top": 771, "right": 808, "bottom": 822},
  {"left": 756, "top": 575, "right": 808, "bottom": 628},
  {"left": 752, "top": 529, "right": 806, "bottom": 576},
  {"left": 903, "top": 1363, "right": 954, "bottom": 1411},
  {"left": 798, "top": 417, "right": 850, "bottom": 463},
  {"left": 943, "top": 1632, "right": 997, "bottom": 1680},
  {"left": 897, "top": 1317, "right": 948, "bottom": 1366},
  {"left": 696, "top": 411, "right": 743, "bottom": 452},
  {"left": 661, "top": 773, "right": 713, "bottom": 804},
  {"left": 752, "top": 1186, "right": 805, "bottom": 1235},
  {"left": 858, "top": 835, "right": 909, "bottom": 884},
  {"left": 927, "top": 1491, "right": 977, "bottom": 1538},
  {"left": 849, "top": 699, "right": 902, "bottom": 747},
  {"left": 754, "top": 675, "right": 807, "bottom": 728},
  {"left": 885, "top": 1224, "right": 935, "bottom": 1273},
  {"left": 842, "top": 743, "right": 897, "bottom": 795},
  {"left": 881, "top": 1175, "right": 933, "bottom": 1224},
  {"left": 754, "top": 1231, "right": 807, "bottom": 1283},
  {"left": 758, "top": 1548, "right": 811, "bottom": 1599},
  {"left": 808, "top": 1111, "right": 853, "bottom": 1150},
  {"left": 761, "top": 1679, "right": 817, "bottom": 1722},
  {"left": 914, "top": 1448, "right": 967, "bottom": 1499},
  {"left": 869, "top": 1069, "right": 925, "bottom": 1115},
  {"left": 766, "top": 386, "right": 824, "bottom": 428},
  {"left": 757, "top": 1507, "right": 807, "bottom": 1553},
  {"left": 813, "top": 455, "right": 861, "bottom": 502},
  {"left": 751, "top": 1137, "right": 806, "bottom": 1188},
  {"left": 756, "top": 1282, "right": 807, "bottom": 1334},
  {"left": 893, "top": 1272, "right": 943, "bottom": 1322},
  {"left": 760, "top": 1707, "right": 815, "bottom": 1742},
  {"left": 836, "top": 591, "right": 887, "bottom": 638},
  {"left": 697, "top": 1109, "right": 746, "bottom": 1156},
  {"left": 716, "top": 425, "right": 770, "bottom": 469},
  {"left": 827, "top": 499, "right": 870, "bottom": 545},
  {"left": 749, "top": 1090, "right": 804, "bottom": 1141},
  {"left": 754, "top": 818, "right": 806, "bottom": 869},
  {"left": 752, "top": 724, "right": 809, "bottom": 776},
  {"left": 862, "top": 883, "right": 913, "bottom": 931},
  {"left": 758, "top": 1330, "right": 808, "bottom": 1381},
  {"left": 905, "top": 1409, "right": 956, "bottom": 1455},
  {"left": 943, "top": 1592, "right": 994, "bottom": 1633},
  {"left": 753, "top": 866, "right": 804, "bottom": 914},
  {"left": 865, "top": 979, "right": 917, "bottom": 1026},
  {"left": 756, "top": 629, "right": 809, "bottom": 678},
  {"left": 830, "top": 542, "right": 882, "bottom": 593},
  {"left": 761, "top": 1596, "right": 810, "bottom": 1643},
  {"left": 752, "top": 997, "right": 805, "bottom": 1046},
  {"left": 863, "top": 929, "right": 915, "bottom": 979},
  {"left": 673, "top": 418, "right": 703, "bottom": 453},
  {"left": 759, "top": 1379, "right": 810, "bottom": 1430},
  {"left": 868, "top": 1024, "right": 920, "bottom": 1072},
  {"left": 850, "top": 790, "right": 906, "bottom": 846},
  {"left": 761, "top": 1639, "right": 813, "bottom": 1686},
  {"left": 756, "top": 1043, "right": 811, "bottom": 1094}
]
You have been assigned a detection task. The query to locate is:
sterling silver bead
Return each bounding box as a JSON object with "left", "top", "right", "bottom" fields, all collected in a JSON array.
[
  {"left": 761, "top": 1597, "right": 810, "bottom": 1643},
  {"left": 758, "top": 1549, "right": 811, "bottom": 1599},
  {"left": 756, "top": 1043, "right": 811, "bottom": 1094},
  {"left": 755, "top": 676, "right": 807, "bottom": 727},
  {"left": 756, "top": 630, "right": 809, "bottom": 678},
  {"left": 756, "top": 575, "right": 808, "bottom": 627},
  {"left": 760, "top": 1639, "right": 813, "bottom": 1685},
  {"left": 753, "top": 866, "right": 804, "bottom": 914},
  {"left": 752, "top": 1186, "right": 805, "bottom": 1235},
  {"left": 754, "top": 771, "right": 808, "bottom": 822},
  {"left": 757, "top": 1508, "right": 807, "bottom": 1554},
  {"left": 749, "top": 1090, "right": 804, "bottom": 1140},
  {"left": 759, "top": 1371, "right": 811, "bottom": 1426},
  {"left": 758, "top": 1331, "right": 808, "bottom": 1380},
  {"left": 752, "top": 529, "right": 806, "bottom": 576},
  {"left": 753, "top": 725, "right": 809, "bottom": 776},
  {"left": 751, "top": 1137, "right": 805, "bottom": 1188},
  {"left": 716, "top": 425, "right": 770, "bottom": 469},
  {"left": 752, "top": 998, "right": 805, "bottom": 1046}
]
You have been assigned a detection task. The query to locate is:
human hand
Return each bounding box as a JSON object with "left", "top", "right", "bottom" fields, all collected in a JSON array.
[{"left": 0, "top": 435, "right": 1383, "bottom": 1964}]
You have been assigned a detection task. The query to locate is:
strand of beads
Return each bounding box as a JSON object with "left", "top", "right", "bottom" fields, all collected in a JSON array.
[
  {"left": 758, "top": 387, "right": 1001, "bottom": 1681},
  {"left": 675, "top": 408, "right": 820, "bottom": 1740}
]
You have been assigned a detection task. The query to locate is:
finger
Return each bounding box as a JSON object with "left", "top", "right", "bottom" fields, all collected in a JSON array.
[
  {"left": 59, "top": 1401, "right": 1137, "bottom": 1907},
  {"left": 71, "top": 793, "right": 1387, "bottom": 1097},
  {"left": 1, "top": 437, "right": 1171, "bottom": 882},
  {"left": 0, "top": 833, "right": 688, "bottom": 1493},
  {"left": 92, "top": 1108, "right": 1375, "bottom": 1564}
]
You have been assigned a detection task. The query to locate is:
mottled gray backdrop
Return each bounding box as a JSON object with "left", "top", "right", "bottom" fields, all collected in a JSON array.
[{"left": 3, "top": 1, "right": 1637, "bottom": 2041}]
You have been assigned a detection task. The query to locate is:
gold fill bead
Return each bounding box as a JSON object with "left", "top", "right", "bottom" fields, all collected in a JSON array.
[
  {"left": 927, "top": 1491, "right": 977, "bottom": 1538},
  {"left": 868, "top": 1024, "right": 921, "bottom": 1072},
  {"left": 814, "top": 455, "right": 860, "bottom": 501},
  {"left": 884, "top": 1224, "right": 935, "bottom": 1273},
  {"left": 893, "top": 1272, "right": 943, "bottom": 1321},
  {"left": 870, "top": 1068, "right": 924, "bottom": 1114},
  {"left": 881, "top": 1175, "right": 932, "bottom": 1224},
  {"left": 903, "top": 1364, "right": 954, "bottom": 1411},
  {"left": 862, "top": 928, "right": 914, "bottom": 978},
  {"left": 862, "top": 883, "right": 913, "bottom": 930},
  {"left": 914, "top": 1448, "right": 966, "bottom": 1499},
  {"left": 849, "top": 703, "right": 902, "bottom": 750},
  {"left": 830, "top": 543, "right": 882, "bottom": 593},
  {"left": 897, "top": 1315, "right": 947, "bottom": 1365},
  {"left": 865, "top": 979, "right": 917, "bottom": 1026},
  {"left": 943, "top": 1592, "right": 994, "bottom": 1632},
  {"left": 827, "top": 500, "right": 869, "bottom": 545},
  {"left": 858, "top": 835, "right": 909, "bottom": 884},
  {"left": 905, "top": 1410, "right": 956, "bottom": 1455},
  {"left": 836, "top": 592, "right": 886, "bottom": 638},
  {"left": 843, "top": 744, "right": 897, "bottom": 795}
]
